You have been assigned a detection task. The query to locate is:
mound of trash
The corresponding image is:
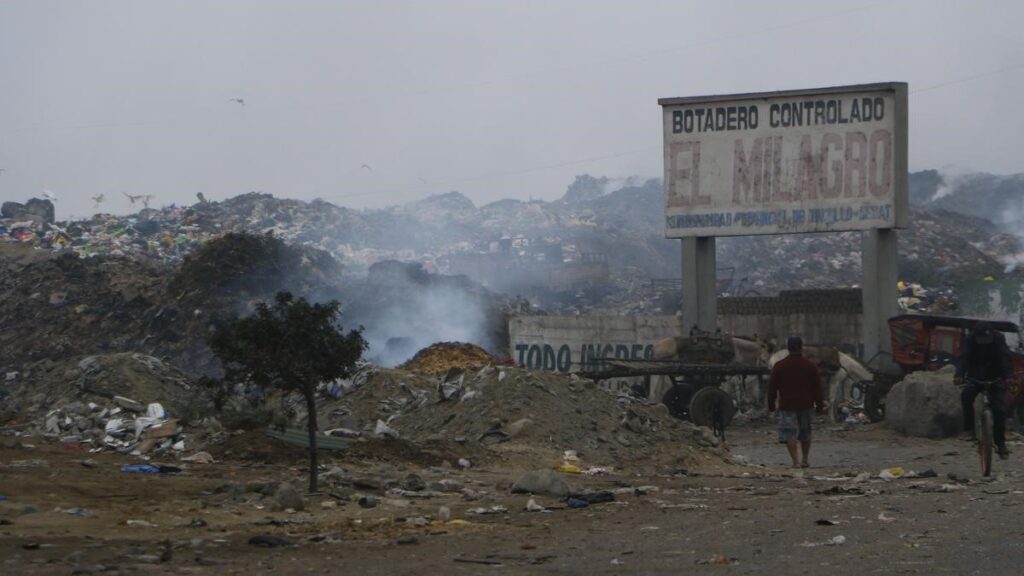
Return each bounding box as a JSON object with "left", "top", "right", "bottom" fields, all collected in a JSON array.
[
  {"left": 316, "top": 366, "right": 723, "bottom": 468},
  {"left": 8, "top": 352, "right": 225, "bottom": 459},
  {"left": 399, "top": 342, "right": 494, "bottom": 376}
]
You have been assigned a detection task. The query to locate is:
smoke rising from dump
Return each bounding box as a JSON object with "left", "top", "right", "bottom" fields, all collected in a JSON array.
[
  {"left": 341, "top": 261, "right": 503, "bottom": 368},
  {"left": 362, "top": 286, "right": 490, "bottom": 368}
]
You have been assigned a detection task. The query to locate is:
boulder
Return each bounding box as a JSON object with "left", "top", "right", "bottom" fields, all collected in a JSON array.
[
  {"left": 272, "top": 483, "right": 305, "bottom": 511},
  {"left": 510, "top": 469, "right": 571, "bottom": 497},
  {"left": 885, "top": 365, "right": 962, "bottom": 438}
]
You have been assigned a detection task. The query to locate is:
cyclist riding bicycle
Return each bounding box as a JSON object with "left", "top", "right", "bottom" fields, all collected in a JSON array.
[{"left": 954, "top": 325, "right": 1013, "bottom": 459}]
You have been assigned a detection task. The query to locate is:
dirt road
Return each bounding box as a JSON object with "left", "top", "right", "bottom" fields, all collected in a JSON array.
[{"left": 2, "top": 420, "right": 1023, "bottom": 575}]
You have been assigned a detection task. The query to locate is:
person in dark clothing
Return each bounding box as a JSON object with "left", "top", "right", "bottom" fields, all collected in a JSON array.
[
  {"left": 768, "top": 336, "right": 825, "bottom": 468},
  {"left": 955, "top": 325, "right": 1014, "bottom": 458}
]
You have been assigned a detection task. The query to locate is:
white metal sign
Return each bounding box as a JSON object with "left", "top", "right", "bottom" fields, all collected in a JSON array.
[{"left": 659, "top": 83, "right": 908, "bottom": 237}]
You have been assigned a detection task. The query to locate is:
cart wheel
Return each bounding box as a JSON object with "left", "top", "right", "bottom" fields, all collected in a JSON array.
[
  {"left": 689, "top": 387, "right": 735, "bottom": 430},
  {"left": 661, "top": 386, "right": 691, "bottom": 419},
  {"left": 864, "top": 388, "right": 886, "bottom": 422}
]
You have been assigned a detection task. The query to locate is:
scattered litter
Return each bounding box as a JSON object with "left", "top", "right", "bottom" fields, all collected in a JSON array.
[
  {"left": 799, "top": 535, "right": 847, "bottom": 547},
  {"left": 697, "top": 555, "right": 739, "bottom": 566},
  {"left": 525, "top": 499, "right": 546, "bottom": 512},
  {"left": 126, "top": 519, "right": 156, "bottom": 527},
  {"left": 374, "top": 419, "right": 399, "bottom": 439},
  {"left": 470, "top": 506, "right": 508, "bottom": 515},
  {"left": 657, "top": 502, "right": 708, "bottom": 511},
  {"left": 879, "top": 467, "right": 906, "bottom": 480},
  {"left": 815, "top": 486, "right": 866, "bottom": 496},
  {"left": 121, "top": 464, "right": 180, "bottom": 474}
]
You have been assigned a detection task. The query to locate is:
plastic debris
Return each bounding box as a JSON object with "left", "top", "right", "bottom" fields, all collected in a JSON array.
[
  {"left": 878, "top": 467, "right": 906, "bottom": 480},
  {"left": 525, "top": 499, "right": 546, "bottom": 512}
]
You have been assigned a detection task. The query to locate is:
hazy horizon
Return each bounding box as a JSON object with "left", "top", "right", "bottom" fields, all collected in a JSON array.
[{"left": 2, "top": 0, "right": 1024, "bottom": 219}]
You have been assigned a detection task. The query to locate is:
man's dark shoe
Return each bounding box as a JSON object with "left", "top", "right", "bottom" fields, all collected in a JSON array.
[
  {"left": 959, "top": 431, "right": 976, "bottom": 442},
  {"left": 997, "top": 444, "right": 1010, "bottom": 460}
]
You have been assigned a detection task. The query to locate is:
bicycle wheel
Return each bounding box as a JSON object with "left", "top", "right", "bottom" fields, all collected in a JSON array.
[{"left": 979, "top": 407, "right": 994, "bottom": 477}]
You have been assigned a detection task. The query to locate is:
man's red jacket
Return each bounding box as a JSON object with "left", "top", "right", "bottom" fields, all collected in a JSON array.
[{"left": 767, "top": 352, "right": 824, "bottom": 412}]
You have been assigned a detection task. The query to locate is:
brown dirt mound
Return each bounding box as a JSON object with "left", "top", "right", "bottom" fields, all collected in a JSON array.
[
  {"left": 399, "top": 341, "right": 493, "bottom": 376},
  {"left": 316, "top": 366, "right": 725, "bottom": 470}
]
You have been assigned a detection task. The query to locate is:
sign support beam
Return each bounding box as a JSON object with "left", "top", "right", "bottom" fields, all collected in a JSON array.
[
  {"left": 861, "top": 228, "right": 898, "bottom": 368},
  {"left": 682, "top": 236, "right": 717, "bottom": 335}
]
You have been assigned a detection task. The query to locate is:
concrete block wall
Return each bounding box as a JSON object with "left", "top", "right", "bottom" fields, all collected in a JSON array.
[
  {"left": 718, "top": 289, "right": 864, "bottom": 357},
  {"left": 509, "top": 315, "right": 683, "bottom": 394}
]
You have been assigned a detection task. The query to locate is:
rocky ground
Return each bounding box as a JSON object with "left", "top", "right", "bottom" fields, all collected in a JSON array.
[{"left": 2, "top": 417, "right": 1023, "bottom": 575}]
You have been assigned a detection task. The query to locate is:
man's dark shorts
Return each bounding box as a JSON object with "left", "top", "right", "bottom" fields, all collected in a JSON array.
[{"left": 778, "top": 409, "right": 813, "bottom": 443}]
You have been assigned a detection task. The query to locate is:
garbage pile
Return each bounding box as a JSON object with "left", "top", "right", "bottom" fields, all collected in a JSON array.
[
  {"left": 896, "top": 281, "right": 959, "bottom": 313},
  {"left": 0, "top": 193, "right": 364, "bottom": 265},
  {"left": 314, "top": 364, "right": 722, "bottom": 467},
  {"left": 3, "top": 187, "right": 1018, "bottom": 318},
  {"left": 398, "top": 342, "right": 495, "bottom": 376},
  {"left": 39, "top": 399, "right": 187, "bottom": 455},
  {"left": 9, "top": 352, "right": 230, "bottom": 459}
]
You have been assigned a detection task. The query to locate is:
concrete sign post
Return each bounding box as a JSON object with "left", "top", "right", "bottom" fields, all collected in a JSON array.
[{"left": 660, "top": 83, "right": 908, "bottom": 361}]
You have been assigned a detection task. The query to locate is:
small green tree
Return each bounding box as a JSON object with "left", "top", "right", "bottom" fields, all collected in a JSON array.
[{"left": 209, "top": 291, "right": 366, "bottom": 492}]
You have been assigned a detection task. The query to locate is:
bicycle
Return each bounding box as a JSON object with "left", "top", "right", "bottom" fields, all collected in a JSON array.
[{"left": 962, "top": 378, "right": 1001, "bottom": 477}]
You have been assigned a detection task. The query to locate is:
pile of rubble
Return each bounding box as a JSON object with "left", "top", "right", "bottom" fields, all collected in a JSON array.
[
  {"left": 313, "top": 364, "right": 722, "bottom": 468},
  {"left": 398, "top": 342, "right": 495, "bottom": 376},
  {"left": 8, "top": 352, "right": 225, "bottom": 460},
  {"left": 41, "top": 399, "right": 186, "bottom": 455}
]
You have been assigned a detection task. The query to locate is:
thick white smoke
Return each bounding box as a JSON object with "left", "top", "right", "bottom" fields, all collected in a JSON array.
[{"left": 358, "top": 281, "right": 492, "bottom": 368}]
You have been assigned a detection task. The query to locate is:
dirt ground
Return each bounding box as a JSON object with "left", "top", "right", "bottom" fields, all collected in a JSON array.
[{"left": 2, "top": 418, "right": 1024, "bottom": 575}]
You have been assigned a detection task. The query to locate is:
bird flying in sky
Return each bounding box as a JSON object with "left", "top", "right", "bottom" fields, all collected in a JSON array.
[
  {"left": 360, "top": 164, "right": 372, "bottom": 172},
  {"left": 229, "top": 98, "right": 245, "bottom": 106},
  {"left": 123, "top": 191, "right": 144, "bottom": 206}
]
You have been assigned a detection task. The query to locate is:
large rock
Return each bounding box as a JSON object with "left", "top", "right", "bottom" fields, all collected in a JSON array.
[
  {"left": 510, "top": 469, "right": 571, "bottom": 497},
  {"left": 273, "top": 483, "right": 305, "bottom": 511},
  {"left": 885, "top": 365, "right": 962, "bottom": 438}
]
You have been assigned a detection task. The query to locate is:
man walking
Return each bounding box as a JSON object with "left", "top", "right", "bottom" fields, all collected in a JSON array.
[{"left": 768, "top": 336, "right": 825, "bottom": 468}]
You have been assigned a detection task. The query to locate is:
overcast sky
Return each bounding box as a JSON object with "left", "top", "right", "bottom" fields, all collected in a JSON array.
[{"left": 1, "top": 0, "right": 1023, "bottom": 219}]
